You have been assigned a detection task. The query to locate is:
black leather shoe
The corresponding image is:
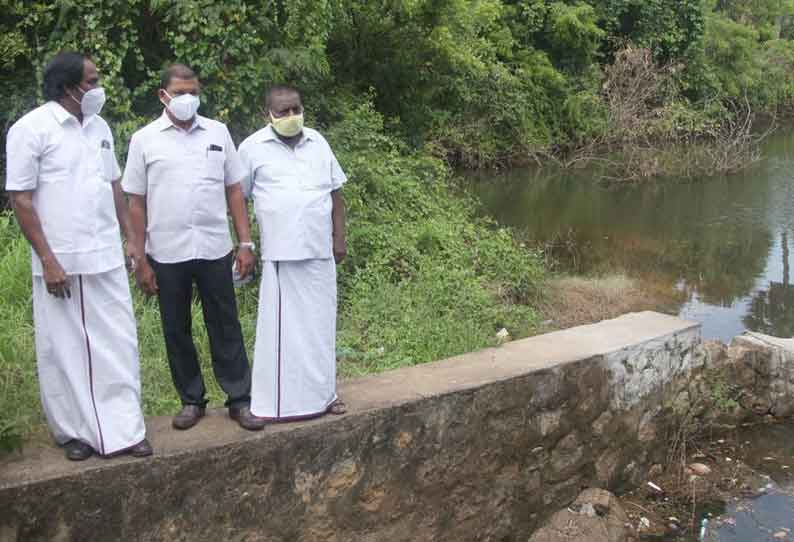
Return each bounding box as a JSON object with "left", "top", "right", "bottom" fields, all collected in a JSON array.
[
  {"left": 229, "top": 405, "right": 267, "bottom": 431},
  {"left": 64, "top": 439, "right": 94, "bottom": 461},
  {"left": 102, "top": 438, "right": 154, "bottom": 459},
  {"left": 129, "top": 438, "right": 153, "bottom": 458},
  {"left": 172, "top": 405, "right": 205, "bottom": 430}
]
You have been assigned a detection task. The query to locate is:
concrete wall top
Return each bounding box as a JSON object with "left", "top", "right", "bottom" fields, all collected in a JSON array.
[{"left": 0, "top": 311, "right": 698, "bottom": 491}]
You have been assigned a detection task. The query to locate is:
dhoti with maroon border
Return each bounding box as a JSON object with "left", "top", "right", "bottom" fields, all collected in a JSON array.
[
  {"left": 32, "top": 265, "right": 145, "bottom": 455},
  {"left": 250, "top": 258, "right": 337, "bottom": 421}
]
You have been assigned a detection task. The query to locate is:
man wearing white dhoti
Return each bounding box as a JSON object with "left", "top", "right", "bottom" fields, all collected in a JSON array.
[
  {"left": 5, "top": 52, "right": 151, "bottom": 461},
  {"left": 239, "top": 85, "right": 348, "bottom": 421}
]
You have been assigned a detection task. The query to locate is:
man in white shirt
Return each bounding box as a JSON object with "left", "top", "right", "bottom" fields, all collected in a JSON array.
[
  {"left": 123, "top": 64, "right": 265, "bottom": 431},
  {"left": 239, "top": 85, "right": 348, "bottom": 421},
  {"left": 5, "top": 52, "right": 151, "bottom": 461}
]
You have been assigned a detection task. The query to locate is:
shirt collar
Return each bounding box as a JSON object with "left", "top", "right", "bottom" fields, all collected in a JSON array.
[
  {"left": 258, "top": 124, "right": 314, "bottom": 145},
  {"left": 46, "top": 101, "right": 88, "bottom": 126},
  {"left": 156, "top": 110, "right": 206, "bottom": 132}
]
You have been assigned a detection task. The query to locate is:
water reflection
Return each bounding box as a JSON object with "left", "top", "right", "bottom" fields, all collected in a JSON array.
[
  {"left": 471, "top": 131, "right": 794, "bottom": 341},
  {"left": 744, "top": 233, "right": 794, "bottom": 336}
]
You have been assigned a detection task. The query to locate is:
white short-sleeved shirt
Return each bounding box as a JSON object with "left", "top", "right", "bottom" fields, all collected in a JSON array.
[
  {"left": 121, "top": 112, "right": 246, "bottom": 264},
  {"left": 5, "top": 101, "right": 123, "bottom": 276},
  {"left": 238, "top": 125, "right": 347, "bottom": 261}
]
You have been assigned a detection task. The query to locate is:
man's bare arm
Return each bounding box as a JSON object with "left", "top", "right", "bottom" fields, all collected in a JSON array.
[
  {"left": 9, "top": 191, "right": 70, "bottom": 298},
  {"left": 112, "top": 181, "right": 137, "bottom": 269},
  {"left": 225, "top": 182, "right": 252, "bottom": 244},
  {"left": 112, "top": 181, "right": 134, "bottom": 241},
  {"left": 225, "top": 182, "right": 255, "bottom": 279},
  {"left": 331, "top": 189, "right": 347, "bottom": 264},
  {"left": 128, "top": 193, "right": 158, "bottom": 294}
]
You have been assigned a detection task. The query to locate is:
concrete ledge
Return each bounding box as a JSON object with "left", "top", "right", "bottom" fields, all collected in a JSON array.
[
  {"left": 730, "top": 332, "right": 794, "bottom": 417},
  {"left": 0, "top": 311, "right": 700, "bottom": 542}
]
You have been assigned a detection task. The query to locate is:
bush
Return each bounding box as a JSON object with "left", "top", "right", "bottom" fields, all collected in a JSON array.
[{"left": 328, "top": 100, "right": 545, "bottom": 373}]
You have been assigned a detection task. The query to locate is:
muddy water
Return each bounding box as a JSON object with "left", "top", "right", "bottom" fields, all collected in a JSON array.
[
  {"left": 470, "top": 130, "right": 794, "bottom": 342},
  {"left": 704, "top": 423, "right": 794, "bottom": 542}
]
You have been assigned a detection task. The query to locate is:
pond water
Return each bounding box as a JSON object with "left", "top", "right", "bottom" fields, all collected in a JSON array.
[
  {"left": 470, "top": 130, "right": 794, "bottom": 342},
  {"left": 704, "top": 423, "right": 794, "bottom": 542}
]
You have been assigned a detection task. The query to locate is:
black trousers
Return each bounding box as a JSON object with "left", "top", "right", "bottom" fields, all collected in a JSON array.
[{"left": 149, "top": 252, "right": 251, "bottom": 408}]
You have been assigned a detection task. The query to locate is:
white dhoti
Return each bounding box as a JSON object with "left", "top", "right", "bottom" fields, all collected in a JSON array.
[
  {"left": 32, "top": 265, "right": 145, "bottom": 455},
  {"left": 251, "top": 259, "right": 337, "bottom": 420}
]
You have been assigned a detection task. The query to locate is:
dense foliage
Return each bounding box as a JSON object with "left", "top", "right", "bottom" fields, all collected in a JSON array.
[{"left": 3, "top": 0, "right": 794, "bottom": 169}]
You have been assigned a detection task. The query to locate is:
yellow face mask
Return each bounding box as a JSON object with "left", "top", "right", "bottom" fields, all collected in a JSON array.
[{"left": 270, "top": 112, "right": 304, "bottom": 137}]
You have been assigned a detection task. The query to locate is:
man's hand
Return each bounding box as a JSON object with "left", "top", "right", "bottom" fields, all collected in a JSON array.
[
  {"left": 331, "top": 189, "right": 346, "bottom": 265},
  {"left": 125, "top": 241, "right": 139, "bottom": 273},
  {"left": 235, "top": 246, "right": 256, "bottom": 280},
  {"left": 135, "top": 260, "right": 159, "bottom": 296},
  {"left": 333, "top": 235, "right": 347, "bottom": 264},
  {"left": 43, "top": 257, "right": 70, "bottom": 299}
]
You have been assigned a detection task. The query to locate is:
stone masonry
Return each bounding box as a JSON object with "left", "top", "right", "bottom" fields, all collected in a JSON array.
[{"left": 0, "top": 311, "right": 779, "bottom": 542}]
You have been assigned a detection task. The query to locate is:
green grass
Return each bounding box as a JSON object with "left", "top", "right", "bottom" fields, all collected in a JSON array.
[
  {"left": 0, "top": 214, "right": 37, "bottom": 444},
  {"left": 135, "top": 275, "right": 262, "bottom": 417}
]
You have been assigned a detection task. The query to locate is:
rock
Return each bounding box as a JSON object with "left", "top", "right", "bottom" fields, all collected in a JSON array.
[
  {"left": 592, "top": 410, "right": 613, "bottom": 437},
  {"left": 596, "top": 449, "right": 621, "bottom": 485},
  {"left": 575, "top": 503, "right": 597, "bottom": 517},
  {"left": 637, "top": 410, "right": 658, "bottom": 442},
  {"left": 528, "top": 489, "right": 635, "bottom": 542},
  {"left": 687, "top": 463, "right": 712, "bottom": 476},
  {"left": 550, "top": 433, "right": 584, "bottom": 476},
  {"left": 537, "top": 410, "right": 562, "bottom": 437},
  {"left": 703, "top": 341, "right": 729, "bottom": 368}
]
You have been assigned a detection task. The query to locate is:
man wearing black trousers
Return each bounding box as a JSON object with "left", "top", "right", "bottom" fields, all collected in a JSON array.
[{"left": 123, "top": 63, "right": 265, "bottom": 431}]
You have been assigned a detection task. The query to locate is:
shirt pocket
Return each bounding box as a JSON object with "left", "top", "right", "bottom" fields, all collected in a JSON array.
[
  {"left": 205, "top": 150, "right": 226, "bottom": 181},
  {"left": 252, "top": 156, "right": 294, "bottom": 188},
  {"left": 301, "top": 157, "right": 333, "bottom": 191},
  {"left": 100, "top": 147, "right": 117, "bottom": 181}
]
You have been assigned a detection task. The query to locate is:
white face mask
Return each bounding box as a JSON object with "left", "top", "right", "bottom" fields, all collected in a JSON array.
[
  {"left": 69, "top": 87, "right": 106, "bottom": 117},
  {"left": 163, "top": 91, "right": 200, "bottom": 121}
]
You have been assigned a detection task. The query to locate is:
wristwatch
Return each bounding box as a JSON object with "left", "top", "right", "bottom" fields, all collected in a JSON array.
[{"left": 238, "top": 241, "right": 256, "bottom": 252}]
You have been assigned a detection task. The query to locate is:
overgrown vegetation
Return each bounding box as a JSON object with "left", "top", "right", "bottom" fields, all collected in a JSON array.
[{"left": 3, "top": 1, "right": 794, "bottom": 177}]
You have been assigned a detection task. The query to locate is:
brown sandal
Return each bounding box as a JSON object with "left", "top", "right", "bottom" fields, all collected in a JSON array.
[{"left": 328, "top": 400, "right": 347, "bottom": 415}]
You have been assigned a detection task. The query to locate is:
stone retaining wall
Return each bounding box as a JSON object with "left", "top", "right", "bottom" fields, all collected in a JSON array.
[{"left": 0, "top": 312, "right": 773, "bottom": 542}]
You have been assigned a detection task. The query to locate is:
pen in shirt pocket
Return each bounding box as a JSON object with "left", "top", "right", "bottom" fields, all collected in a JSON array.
[{"left": 206, "top": 144, "right": 223, "bottom": 157}]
